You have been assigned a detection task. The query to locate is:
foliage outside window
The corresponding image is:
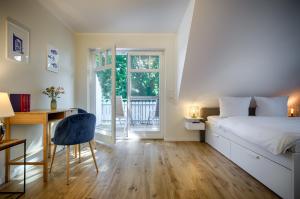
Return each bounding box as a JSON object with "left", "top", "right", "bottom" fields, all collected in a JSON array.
[{"left": 96, "top": 54, "right": 159, "bottom": 100}]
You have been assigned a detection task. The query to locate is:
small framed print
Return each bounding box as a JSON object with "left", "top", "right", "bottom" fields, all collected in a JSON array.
[
  {"left": 6, "top": 17, "right": 29, "bottom": 63},
  {"left": 47, "top": 45, "right": 59, "bottom": 73}
]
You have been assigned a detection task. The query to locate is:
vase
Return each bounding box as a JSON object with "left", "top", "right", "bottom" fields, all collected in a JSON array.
[{"left": 51, "top": 98, "right": 57, "bottom": 110}]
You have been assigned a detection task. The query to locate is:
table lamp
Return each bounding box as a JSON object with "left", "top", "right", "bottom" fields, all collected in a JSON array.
[
  {"left": 0, "top": 92, "right": 15, "bottom": 142},
  {"left": 189, "top": 105, "right": 200, "bottom": 119},
  {"left": 291, "top": 108, "right": 295, "bottom": 117}
]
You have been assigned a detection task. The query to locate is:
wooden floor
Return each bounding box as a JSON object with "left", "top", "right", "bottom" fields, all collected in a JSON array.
[{"left": 1, "top": 140, "right": 279, "bottom": 199}]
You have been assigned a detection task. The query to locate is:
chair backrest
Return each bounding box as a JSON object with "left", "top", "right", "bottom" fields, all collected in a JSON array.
[
  {"left": 116, "top": 96, "right": 124, "bottom": 117},
  {"left": 77, "top": 108, "right": 88, "bottom": 114},
  {"left": 53, "top": 113, "right": 96, "bottom": 145}
]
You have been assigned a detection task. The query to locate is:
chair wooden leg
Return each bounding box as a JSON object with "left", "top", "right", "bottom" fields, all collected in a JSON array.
[
  {"left": 66, "top": 145, "right": 70, "bottom": 185},
  {"left": 78, "top": 144, "right": 81, "bottom": 163},
  {"left": 74, "top": 145, "right": 78, "bottom": 158},
  {"left": 49, "top": 145, "right": 57, "bottom": 173},
  {"left": 89, "top": 141, "right": 99, "bottom": 173},
  {"left": 93, "top": 139, "right": 96, "bottom": 150}
]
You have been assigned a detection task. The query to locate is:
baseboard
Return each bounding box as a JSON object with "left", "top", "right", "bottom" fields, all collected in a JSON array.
[{"left": 164, "top": 137, "right": 200, "bottom": 141}]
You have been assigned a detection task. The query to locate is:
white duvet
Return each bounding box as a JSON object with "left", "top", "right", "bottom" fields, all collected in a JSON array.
[{"left": 214, "top": 116, "right": 300, "bottom": 155}]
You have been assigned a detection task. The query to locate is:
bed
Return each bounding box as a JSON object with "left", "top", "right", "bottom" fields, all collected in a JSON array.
[{"left": 202, "top": 107, "right": 300, "bottom": 199}]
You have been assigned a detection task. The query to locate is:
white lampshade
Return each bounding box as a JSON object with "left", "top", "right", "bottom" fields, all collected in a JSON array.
[{"left": 0, "top": 92, "right": 15, "bottom": 118}]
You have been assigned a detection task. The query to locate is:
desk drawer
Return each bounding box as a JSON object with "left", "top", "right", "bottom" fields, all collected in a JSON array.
[{"left": 8, "top": 113, "right": 45, "bottom": 124}]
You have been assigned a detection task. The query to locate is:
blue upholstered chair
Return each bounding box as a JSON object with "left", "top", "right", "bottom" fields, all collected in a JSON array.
[
  {"left": 49, "top": 113, "right": 98, "bottom": 185},
  {"left": 75, "top": 108, "right": 97, "bottom": 151},
  {"left": 77, "top": 108, "right": 88, "bottom": 114}
]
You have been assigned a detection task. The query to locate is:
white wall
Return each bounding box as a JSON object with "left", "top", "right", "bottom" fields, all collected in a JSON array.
[
  {"left": 0, "top": 0, "right": 75, "bottom": 183},
  {"left": 179, "top": 0, "right": 300, "bottom": 110}
]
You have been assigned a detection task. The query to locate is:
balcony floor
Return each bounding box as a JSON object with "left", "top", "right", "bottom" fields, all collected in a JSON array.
[{"left": 96, "top": 123, "right": 160, "bottom": 138}]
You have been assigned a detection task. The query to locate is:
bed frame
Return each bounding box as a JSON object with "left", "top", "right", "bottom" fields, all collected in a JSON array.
[{"left": 201, "top": 107, "right": 300, "bottom": 199}]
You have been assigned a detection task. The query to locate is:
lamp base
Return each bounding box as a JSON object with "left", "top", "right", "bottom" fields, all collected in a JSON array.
[{"left": 0, "top": 122, "right": 5, "bottom": 142}]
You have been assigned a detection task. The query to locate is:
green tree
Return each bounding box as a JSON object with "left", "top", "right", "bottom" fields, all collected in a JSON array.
[
  {"left": 116, "top": 55, "right": 127, "bottom": 99},
  {"left": 96, "top": 54, "right": 159, "bottom": 100},
  {"left": 130, "top": 72, "right": 159, "bottom": 96}
]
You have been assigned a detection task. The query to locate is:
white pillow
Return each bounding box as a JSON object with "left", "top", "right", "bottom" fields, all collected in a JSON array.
[
  {"left": 219, "top": 97, "right": 251, "bottom": 117},
  {"left": 254, "top": 96, "right": 288, "bottom": 117}
]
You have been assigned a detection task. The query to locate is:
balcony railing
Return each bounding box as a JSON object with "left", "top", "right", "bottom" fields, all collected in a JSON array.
[{"left": 98, "top": 96, "right": 159, "bottom": 126}]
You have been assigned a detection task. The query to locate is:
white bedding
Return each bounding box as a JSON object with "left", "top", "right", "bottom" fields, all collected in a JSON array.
[
  {"left": 209, "top": 116, "right": 300, "bottom": 155},
  {"left": 207, "top": 115, "right": 222, "bottom": 123}
]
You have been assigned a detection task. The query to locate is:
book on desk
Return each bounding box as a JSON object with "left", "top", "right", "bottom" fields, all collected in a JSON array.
[{"left": 9, "top": 94, "right": 31, "bottom": 112}]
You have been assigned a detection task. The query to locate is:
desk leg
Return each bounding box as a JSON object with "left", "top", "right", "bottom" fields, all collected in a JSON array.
[
  {"left": 48, "top": 123, "right": 51, "bottom": 158},
  {"left": 5, "top": 120, "right": 11, "bottom": 183},
  {"left": 23, "top": 140, "right": 26, "bottom": 193},
  {"left": 43, "top": 120, "right": 48, "bottom": 182}
]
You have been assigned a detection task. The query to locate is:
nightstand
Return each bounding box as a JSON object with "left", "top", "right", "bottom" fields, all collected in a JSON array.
[{"left": 184, "top": 117, "right": 205, "bottom": 142}]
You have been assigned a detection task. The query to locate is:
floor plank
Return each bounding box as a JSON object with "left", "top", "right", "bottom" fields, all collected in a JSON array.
[{"left": 0, "top": 140, "right": 279, "bottom": 199}]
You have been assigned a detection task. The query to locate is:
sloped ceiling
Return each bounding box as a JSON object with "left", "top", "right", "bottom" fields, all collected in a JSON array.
[
  {"left": 179, "top": 0, "right": 300, "bottom": 106},
  {"left": 37, "top": 0, "right": 190, "bottom": 33},
  {"left": 176, "top": 0, "right": 195, "bottom": 99}
]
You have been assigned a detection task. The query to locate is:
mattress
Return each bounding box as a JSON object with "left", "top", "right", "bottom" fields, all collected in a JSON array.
[
  {"left": 206, "top": 116, "right": 293, "bottom": 169},
  {"left": 207, "top": 116, "right": 300, "bottom": 155}
]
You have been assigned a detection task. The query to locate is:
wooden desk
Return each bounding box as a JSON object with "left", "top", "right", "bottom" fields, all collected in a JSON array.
[{"left": 5, "top": 109, "right": 77, "bottom": 182}]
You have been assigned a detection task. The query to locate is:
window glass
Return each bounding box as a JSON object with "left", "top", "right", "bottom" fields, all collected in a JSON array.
[{"left": 130, "top": 72, "right": 159, "bottom": 96}]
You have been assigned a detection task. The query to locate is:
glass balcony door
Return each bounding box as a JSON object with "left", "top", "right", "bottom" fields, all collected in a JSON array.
[
  {"left": 127, "top": 52, "right": 162, "bottom": 138},
  {"left": 93, "top": 47, "right": 116, "bottom": 144}
]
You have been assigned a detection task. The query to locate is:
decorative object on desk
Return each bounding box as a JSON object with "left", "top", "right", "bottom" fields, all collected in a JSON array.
[
  {"left": 47, "top": 45, "right": 59, "bottom": 73},
  {"left": 6, "top": 17, "right": 29, "bottom": 63},
  {"left": 188, "top": 105, "right": 200, "bottom": 118},
  {"left": 0, "top": 92, "right": 15, "bottom": 142},
  {"left": 42, "top": 86, "right": 65, "bottom": 110},
  {"left": 9, "top": 94, "right": 30, "bottom": 112}
]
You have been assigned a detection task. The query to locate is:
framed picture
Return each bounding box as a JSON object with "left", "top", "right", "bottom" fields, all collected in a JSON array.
[
  {"left": 47, "top": 45, "right": 59, "bottom": 73},
  {"left": 6, "top": 17, "right": 29, "bottom": 63}
]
